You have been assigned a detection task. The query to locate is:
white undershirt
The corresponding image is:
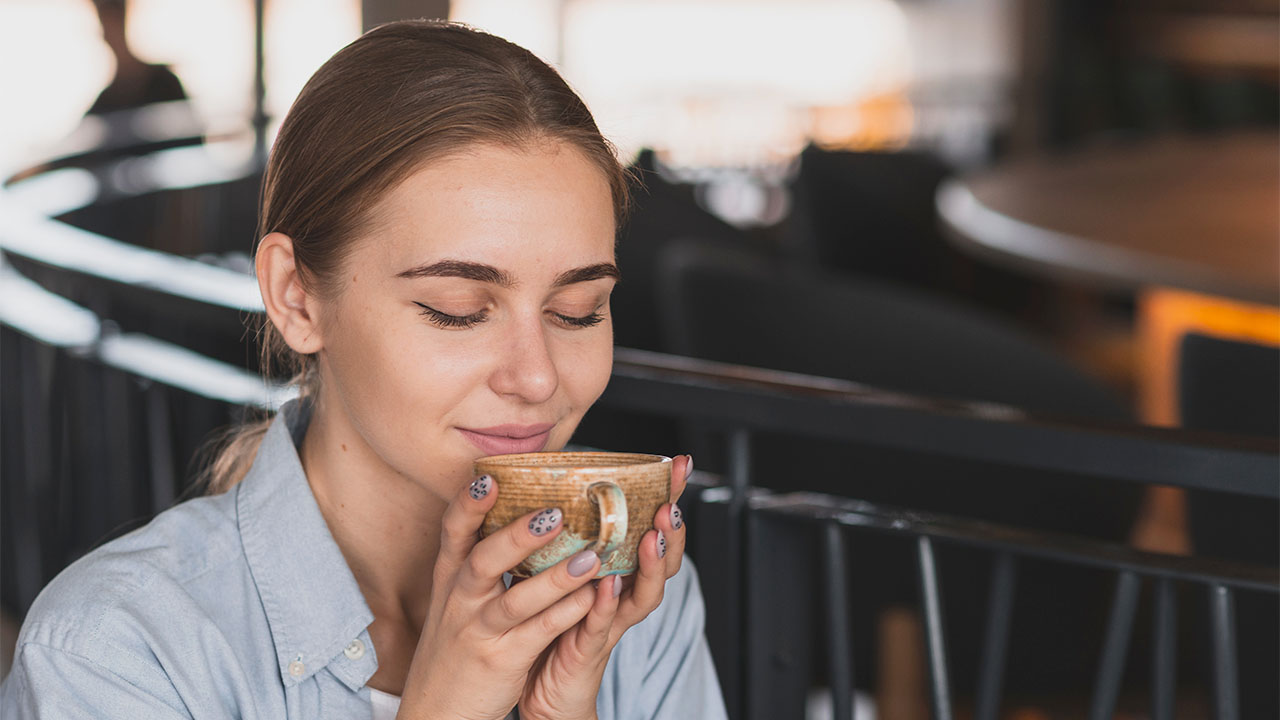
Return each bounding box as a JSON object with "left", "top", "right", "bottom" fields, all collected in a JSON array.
[
  {"left": 369, "top": 688, "right": 523, "bottom": 720},
  {"left": 369, "top": 687, "right": 401, "bottom": 720}
]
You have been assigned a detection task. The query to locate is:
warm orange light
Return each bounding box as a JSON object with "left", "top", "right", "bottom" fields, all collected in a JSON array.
[
  {"left": 810, "top": 92, "right": 915, "bottom": 152},
  {"left": 1137, "top": 288, "right": 1280, "bottom": 427}
]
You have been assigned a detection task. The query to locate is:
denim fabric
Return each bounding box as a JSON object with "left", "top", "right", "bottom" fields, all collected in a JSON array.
[{"left": 0, "top": 399, "right": 727, "bottom": 719}]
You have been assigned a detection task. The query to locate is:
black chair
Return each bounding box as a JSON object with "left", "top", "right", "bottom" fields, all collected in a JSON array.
[
  {"left": 658, "top": 237, "right": 1128, "bottom": 419},
  {"left": 785, "top": 145, "right": 1053, "bottom": 322},
  {"left": 1179, "top": 332, "right": 1279, "bottom": 718},
  {"left": 610, "top": 149, "right": 756, "bottom": 354},
  {"left": 655, "top": 238, "right": 1143, "bottom": 697},
  {"left": 785, "top": 145, "right": 955, "bottom": 284}
]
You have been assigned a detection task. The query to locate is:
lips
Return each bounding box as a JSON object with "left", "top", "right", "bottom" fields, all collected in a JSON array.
[{"left": 458, "top": 423, "right": 555, "bottom": 455}]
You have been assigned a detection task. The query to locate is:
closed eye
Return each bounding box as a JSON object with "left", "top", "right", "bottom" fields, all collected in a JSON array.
[
  {"left": 414, "top": 301, "right": 488, "bottom": 329},
  {"left": 553, "top": 311, "right": 605, "bottom": 328},
  {"left": 415, "top": 302, "right": 605, "bottom": 330}
]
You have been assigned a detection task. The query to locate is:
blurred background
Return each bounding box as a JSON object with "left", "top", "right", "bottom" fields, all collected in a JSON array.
[
  {"left": 4, "top": 0, "right": 1276, "bottom": 399},
  {"left": 1, "top": 1, "right": 1276, "bottom": 718}
]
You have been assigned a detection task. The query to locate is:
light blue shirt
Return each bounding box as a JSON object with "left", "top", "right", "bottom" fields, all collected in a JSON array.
[{"left": 0, "top": 400, "right": 727, "bottom": 719}]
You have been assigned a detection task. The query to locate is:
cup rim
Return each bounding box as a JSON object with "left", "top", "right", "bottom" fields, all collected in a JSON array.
[{"left": 474, "top": 451, "right": 671, "bottom": 472}]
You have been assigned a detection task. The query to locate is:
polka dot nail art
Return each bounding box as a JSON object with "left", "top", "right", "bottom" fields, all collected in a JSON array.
[
  {"left": 656, "top": 530, "right": 667, "bottom": 559},
  {"left": 529, "top": 508, "right": 562, "bottom": 536},
  {"left": 670, "top": 504, "right": 683, "bottom": 531},
  {"left": 469, "top": 475, "right": 492, "bottom": 501}
]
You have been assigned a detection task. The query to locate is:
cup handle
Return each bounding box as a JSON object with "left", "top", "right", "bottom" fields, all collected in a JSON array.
[{"left": 587, "top": 481, "right": 628, "bottom": 557}]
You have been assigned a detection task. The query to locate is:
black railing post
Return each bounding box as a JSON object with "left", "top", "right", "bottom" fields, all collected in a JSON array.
[
  {"left": 823, "top": 521, "right": 854, "bottom": 720},
  {"left": 252, "top": 0, "right": 268, "bottom": 164},
  {"left": 145, "top": 385, "right": 176, "bottom": 513},
  {"left": 916, "top": 536, "right": 953, "bottom": 720},
  {"left": 974, "top": 551, "right": 1016, "bottom": 720},
  {"left": 1088, "top": 570, "right": 1141, "bottom": 720},
  {"left": 14, "top": 337, "right": 51, "bottom": 610},
  {"left": 745, "top": 505, "right": 818, "bottom": 719},
  {"left": 1151, "top": 577, "right": 1177, "bottom": 720},
  {"left": 1208, "top": 584, "right": 1240, "bottom": 720},
  {"left": 725, "top": 427, "right": 751, "bottom": 719}
]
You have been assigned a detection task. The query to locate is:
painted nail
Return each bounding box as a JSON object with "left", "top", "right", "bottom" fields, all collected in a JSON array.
[
  {"left": 670, "top": 504, "right": 683, "bottom": 531},
  {"left": 468, "top": 475, "right": 492, "bottom": 500},
  {"left": 529, "top": 508, "right": 562, "bottom": 536},
  {"left": 656, "top": 530, "right": 667, "bottom": 559},
  {"left": 568, "top": 550, "right": 597, "bottom": 577},
  {"left": 612, "top": 575, "right": 623, "bottom": 598},
  {"left": 685, "top": 455, "right": 694, "bottom": 477}
]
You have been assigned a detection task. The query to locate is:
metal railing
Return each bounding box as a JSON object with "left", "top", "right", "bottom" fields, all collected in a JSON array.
[{"left": 600, "top": 348, "right": 1278, "bottom": 720}]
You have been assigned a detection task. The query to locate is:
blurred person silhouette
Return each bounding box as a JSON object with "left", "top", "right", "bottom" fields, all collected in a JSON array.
[
  {"left": 88, "top": 0, "right": 187, "bottom": 116},
  {"left": 56, "top": 0, "right": 210, "bottom": 256}
]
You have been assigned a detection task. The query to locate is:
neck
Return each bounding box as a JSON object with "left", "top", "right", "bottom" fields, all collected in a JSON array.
[{"left": 299, "top": 393, "right": 447, "bottom": 631}]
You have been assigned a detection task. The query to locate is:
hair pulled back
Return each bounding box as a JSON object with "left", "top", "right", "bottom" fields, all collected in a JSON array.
[{"left": 200, "top": 20, "right": 630, "bottom": 494}]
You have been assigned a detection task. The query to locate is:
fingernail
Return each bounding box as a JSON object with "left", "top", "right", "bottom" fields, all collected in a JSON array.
[
  {"left": 612, "top": 575, "right": 623, "bottom": 598},
  {"left": 685, "top": 455, "right": 694, "bottom": 477},
  {"left": 529, "top": 508, "right": 562, "bottom": 536},
  {"left": 670, "top": 504, "right": 683, "bottom": 531},
  {"left": 469, "top": 475, "right": 492, "bottom": 500},
  {"left": 656, "top": 530, "right": 667, "bottom": 559},
  {"left": 568, "top": 550, "right": 597, "bottom": 577}
]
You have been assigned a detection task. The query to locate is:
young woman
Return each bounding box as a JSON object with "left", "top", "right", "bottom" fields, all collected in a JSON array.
[{"left": 1, "top": 20, "right": 726, "bottom": 720}]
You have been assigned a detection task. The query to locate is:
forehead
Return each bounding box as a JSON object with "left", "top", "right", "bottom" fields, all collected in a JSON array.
[{"left": 357, "top": 141, "right": 617, "bottom": 274}]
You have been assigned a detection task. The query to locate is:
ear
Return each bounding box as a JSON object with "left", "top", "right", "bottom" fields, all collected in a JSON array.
[{"left": 256, "top": 232, "right": 325, "bottom": 355}]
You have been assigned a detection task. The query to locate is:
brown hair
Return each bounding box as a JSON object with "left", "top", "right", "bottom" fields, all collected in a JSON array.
[{"left": 199, "top": 20, "right": 630, "bottom": 494}]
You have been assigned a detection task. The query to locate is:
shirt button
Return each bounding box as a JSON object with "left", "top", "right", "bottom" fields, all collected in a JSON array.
[
  {"left": 288, "top": 660, "right": 306, "bottom": 678},
  {"left": 344, "top": 638, "right": 366, "bottom": 660}
]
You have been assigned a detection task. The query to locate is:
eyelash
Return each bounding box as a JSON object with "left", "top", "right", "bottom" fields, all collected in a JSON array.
[{"left": 413, "top": 302, "right": 604, "bottom": 330}]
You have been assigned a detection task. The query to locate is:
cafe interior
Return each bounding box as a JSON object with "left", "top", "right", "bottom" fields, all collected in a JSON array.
[{"left": 0, "top": 0, "right": 1276, "bottom": 718}]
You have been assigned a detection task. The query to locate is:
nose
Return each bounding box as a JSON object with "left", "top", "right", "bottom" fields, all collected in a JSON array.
[{"left": 488, "top": 313, "right": 559, "bottom": 404}]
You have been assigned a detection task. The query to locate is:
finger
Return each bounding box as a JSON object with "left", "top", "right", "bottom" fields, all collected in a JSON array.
[
  {"left": 455, "top": 507, "right": 565, "bottom": 596},
  {"left": 669, "top": 455, "right": 692, "bottom": 503},
  {"left": 654, "top": 503, "right": 685, "bottom": 578},
  {"left": 508, "top": 582, "right": 598, "bottom": 648},
  {"left": 614, "top": 530, "right": 668, "bottom": 632},
  {"left": 549, "top": 574, "right": 625, "bottom": 661},
  {"left": 480, "top": 549, "right": 600, "bottom": 632},
  {"left": 566, "top": 574, "right": 623, "bottom": 659},
  {"left": 435, "top": 474, "right": 498, "bottom": 582}
]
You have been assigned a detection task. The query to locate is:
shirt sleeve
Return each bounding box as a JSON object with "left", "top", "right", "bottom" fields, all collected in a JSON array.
[
  {"left": 3, "top": 642, "right": 193, "bottom": 719},
  {"left": 618, "top": 559, "right": 729, "bottom": 720}
]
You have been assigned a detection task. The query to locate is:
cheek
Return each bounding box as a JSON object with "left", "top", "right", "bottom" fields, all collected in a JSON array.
[
  {"left": 323, "top": 300, "right": 478, "bottom": 443},
  {"left": 366, "top": 332, "right": 488, "bottom": 425},
  {"left": 559, "top": 329, "right": 614, "bottom": 406}
]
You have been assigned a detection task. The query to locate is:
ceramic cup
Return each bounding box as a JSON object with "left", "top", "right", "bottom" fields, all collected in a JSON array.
[{"left": 474, "top": 451, "right": 672, "bottom": 577}]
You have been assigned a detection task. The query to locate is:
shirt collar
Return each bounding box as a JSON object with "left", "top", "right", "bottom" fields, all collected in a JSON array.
[{"left": 237, "top": 398, "right": 377, "bottom": 691}]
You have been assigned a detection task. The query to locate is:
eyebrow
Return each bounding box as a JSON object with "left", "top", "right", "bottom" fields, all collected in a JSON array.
[
  {"left": 396, "top": 260, "right": 621, "bottom": 288},
  {"left": 397, "top": 260, "right": 514, "bottom": 287},
  {"left": 552, "top": 263, "right": 622, "bottom": 287}
]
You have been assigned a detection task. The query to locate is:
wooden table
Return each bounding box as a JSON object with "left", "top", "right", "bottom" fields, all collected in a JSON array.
[
  {"left": 937, "top": 132, "right": 1280, "bottom": 553},
  {"left": 937, "top": 131, "right": 1280, "bottom": 424},
  {"left": 937, "top": 131, "right": 1279, "bottom": 306}
]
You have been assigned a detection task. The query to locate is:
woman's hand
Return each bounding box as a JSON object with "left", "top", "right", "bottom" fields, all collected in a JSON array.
[
  {"left": 517, "top": 454, "right": 694, "bottom": 720},
  {"left": 395, "top": 475, "right": 606, "bottom": 720}
]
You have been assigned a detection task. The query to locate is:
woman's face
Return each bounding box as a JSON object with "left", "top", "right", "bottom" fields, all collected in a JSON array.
[{"left": 311, "top": 140, "right": 617, "bottom": 499}]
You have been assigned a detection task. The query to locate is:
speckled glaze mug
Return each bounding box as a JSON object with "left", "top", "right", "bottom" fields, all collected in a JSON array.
[{"left": 475, "top": 451, "right": 672, "bottom": 578}]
